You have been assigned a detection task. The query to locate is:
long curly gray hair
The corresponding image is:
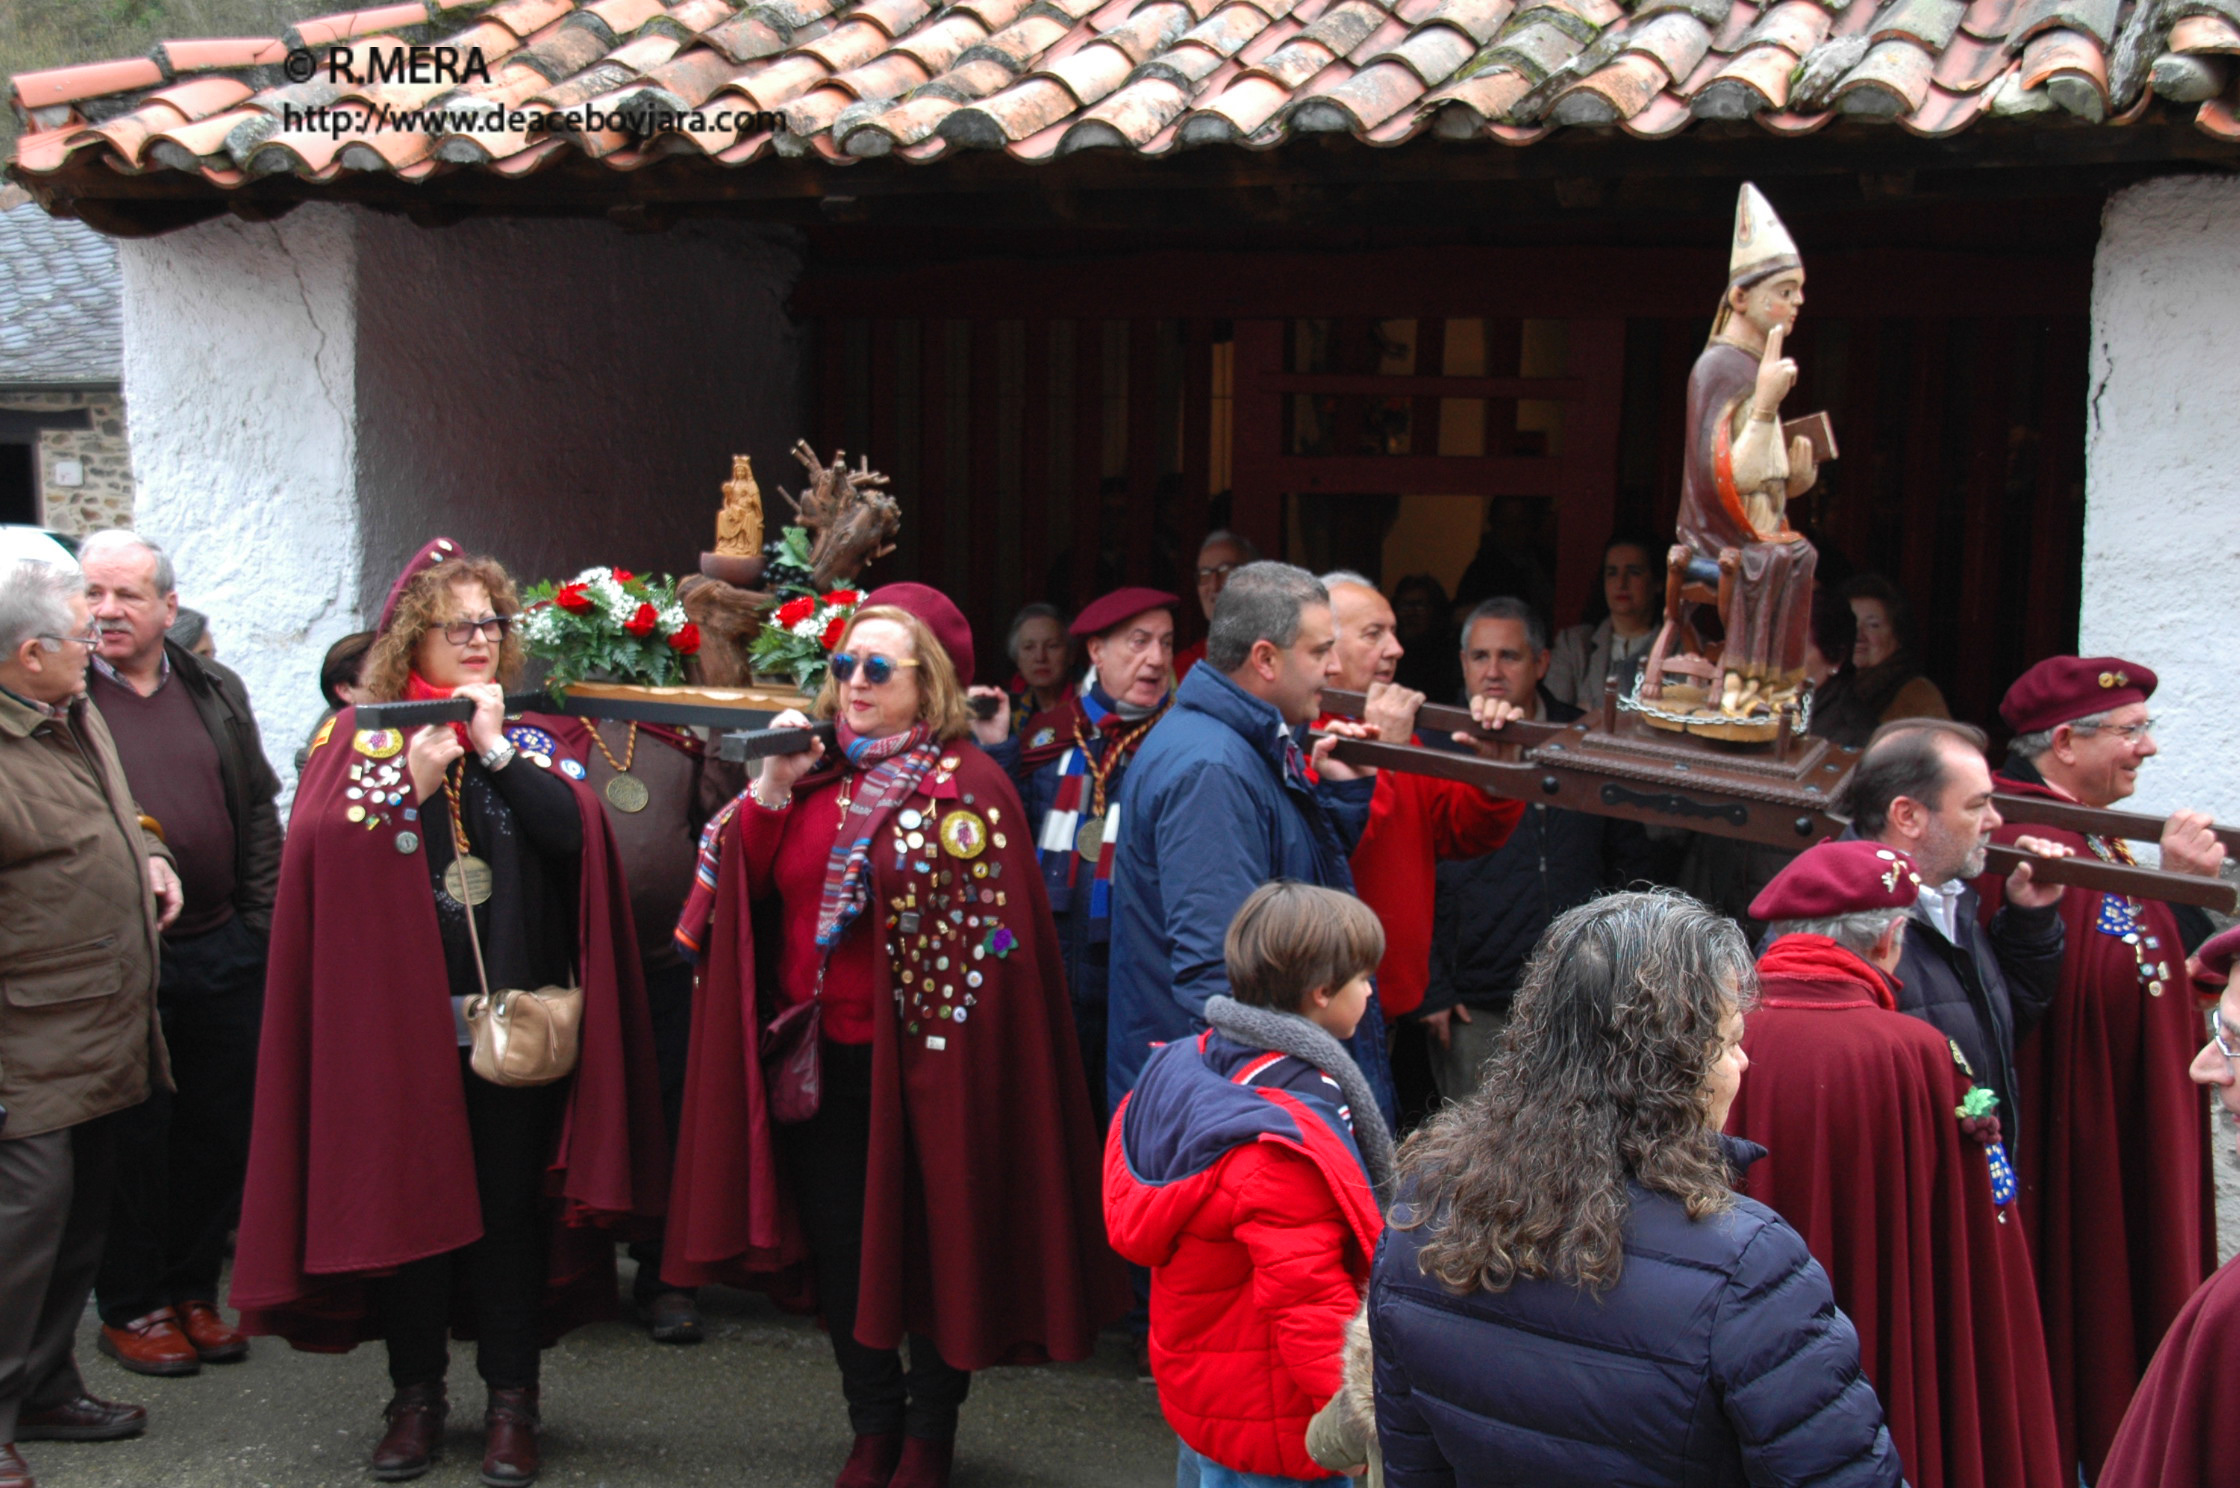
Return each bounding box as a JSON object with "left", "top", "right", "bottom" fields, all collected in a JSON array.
[{"left": 1396, "top": 889, "right": 1756, "bottom": 1295}]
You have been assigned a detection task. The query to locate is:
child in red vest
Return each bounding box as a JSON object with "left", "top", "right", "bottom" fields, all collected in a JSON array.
[{"left": 1104, "top": 882, "right": 1395, "bottom": 1487}]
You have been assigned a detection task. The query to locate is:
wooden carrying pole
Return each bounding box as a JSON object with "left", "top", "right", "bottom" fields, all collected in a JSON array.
[{"left": 1318, "top": 690, "right": 2238, "bottom": 914}]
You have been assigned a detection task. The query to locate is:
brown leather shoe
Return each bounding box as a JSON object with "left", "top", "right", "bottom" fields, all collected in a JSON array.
[
  {"left": 889, "top": 1436, "right": 954, "bottom": 1488},
  {"left": 835, "top": 1431, "right": 903, "bottom": 1488},
  {"left": 370, "top": 1383, "right": 446, "bottom": 1481},
  {"left": 96, "top": 1309, "right": 199, "bottom": 1377},
  {"left": 15, "top": 1394, "right": 147, "bottom": 1442},
  {"left": 0, "top": 1442, "right": 34, "bottom": 1488},
  {"left": 480, "top": 1386, "right": 540, "bottom": 1486},
  {"left": 173, "top": 1300, "right": 250, "bottom": 1363}
]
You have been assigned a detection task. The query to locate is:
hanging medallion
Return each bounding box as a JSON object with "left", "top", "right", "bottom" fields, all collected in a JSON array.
[
  {"left": 444, "top": 854, "right": 495, "bottom": 906},
  {"left": 1075, "top": 817, "right": 1104, "bottom": 862},
  {"left": 604, "top": 774, "right": 651, "bottom": 813}
]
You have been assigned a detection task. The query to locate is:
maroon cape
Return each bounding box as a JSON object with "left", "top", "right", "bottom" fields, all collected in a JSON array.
[
  {"left": 662, "top": 743, "right": 1126, "bottom": 1367},
  {"left": 1726, "top": 935, "right": 2063, "bottom": 1488},
  {"left": 2098, "top": 1251, "right": 2240, "bottom": 1487},
  {"left": 231, "top": 706, "right": 669, "bottom": 1349},
  {"left": 1977, "top": 772, "right": 2214, "bottom": 1475},
  {"left": 1678, "top": 339, "right": 1817, "bottom": 678}
]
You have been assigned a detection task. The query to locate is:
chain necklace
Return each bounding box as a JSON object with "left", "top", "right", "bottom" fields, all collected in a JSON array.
[
  {"left": 589, "top": 721, "right": 649, "bottom": 813},
  {"left": 440, "top": 760, "right": 494, "bottom": 906},
  {"left": 1070, "top": 708, "right": 1162, "bottom": 862}
]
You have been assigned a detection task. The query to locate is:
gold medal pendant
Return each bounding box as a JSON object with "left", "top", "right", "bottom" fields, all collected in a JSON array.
[
  {"left": 604, "top": 773, "right": 650, "bottom": 813},
  {"left": 1075, "top": 816, "right": 1105, "bottom": 863},
  {"left": 444, "top": 853, "right": 494, "bottom": 906}
]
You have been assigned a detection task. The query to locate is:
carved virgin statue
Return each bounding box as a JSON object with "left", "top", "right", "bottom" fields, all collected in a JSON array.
[
  {"left": 1678, "top": 183, "right": 1821, "bottom": 717},
  {"left": 715, "top": 454, "right": 763, "bottom": 557}
]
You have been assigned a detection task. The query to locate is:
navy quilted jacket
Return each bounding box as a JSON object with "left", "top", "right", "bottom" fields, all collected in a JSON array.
[{"left": 1370, "top": 1141, "right": 1904, "bottom": 1488}]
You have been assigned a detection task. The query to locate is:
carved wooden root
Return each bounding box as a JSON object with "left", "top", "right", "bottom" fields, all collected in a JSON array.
[
  {"left": 779, "top": 440, "right": 902, "bottom": 591},
  {"left": 677, "top": 573, "right": 771, "bottom": 687}
]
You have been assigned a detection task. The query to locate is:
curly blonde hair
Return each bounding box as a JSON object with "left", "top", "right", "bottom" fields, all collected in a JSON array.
[
  {"left": 811, "top": 604, "right": 972, "bottom": 742},
  {"left": 361, "top": 555, "right": 526, "bottom": 702}
]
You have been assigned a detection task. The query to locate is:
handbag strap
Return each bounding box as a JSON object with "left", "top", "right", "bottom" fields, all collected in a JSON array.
[{"left": 448, "top": 782, "right": 496, "bottom": 1004}]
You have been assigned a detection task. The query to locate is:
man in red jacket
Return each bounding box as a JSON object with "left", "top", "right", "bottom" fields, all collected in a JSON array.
[{"left": 1316, "top": 573, "right": 1521, "bottom": 1124}]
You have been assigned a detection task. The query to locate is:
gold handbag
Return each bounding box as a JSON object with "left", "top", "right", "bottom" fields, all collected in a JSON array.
[
  {"left": 447, "top": 771, "right": 582, "bottom": 1087},
  {"left": 460, "top": 890, "right": 583, "bottom": 1087}
]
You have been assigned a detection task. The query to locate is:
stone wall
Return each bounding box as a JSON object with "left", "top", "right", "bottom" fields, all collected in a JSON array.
[
  {"left": 0, "top": 387, "right": 133, "bottom": 532},
  {"left": 2083, "top": 175, "right": 2240, "bottom": 838}
]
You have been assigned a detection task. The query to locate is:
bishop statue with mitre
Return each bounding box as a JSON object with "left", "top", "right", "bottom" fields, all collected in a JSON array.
[{"left": 1678, "top": 183, "right": 1820, "bottom": 717}]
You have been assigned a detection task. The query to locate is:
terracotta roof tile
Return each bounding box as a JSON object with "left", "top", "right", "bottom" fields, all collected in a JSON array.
[{"left": 11, "top": 0, "right": 2238, "bottom": 194}]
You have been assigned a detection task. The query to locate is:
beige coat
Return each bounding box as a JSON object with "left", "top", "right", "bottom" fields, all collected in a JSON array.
[
  {"left": 0, "top": 685, "right": 171, "bottom": 1138},
  {"left": 1306, "top": 1303, "right": 1382, "bottom": 1487}
]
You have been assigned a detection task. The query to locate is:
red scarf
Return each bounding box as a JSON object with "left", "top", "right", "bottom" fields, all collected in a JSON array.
[
  {"left": 404, "top": 670, "right": 469, "bottom": 748},
  {"left": 1757, "top": 934, "right": 1900, "bottom": 1010}
]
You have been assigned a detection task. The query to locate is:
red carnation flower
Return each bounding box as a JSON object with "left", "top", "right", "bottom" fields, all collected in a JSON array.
[
  {"left": 821, "top": 614, "right": 849, "bottom": 651},
  {"left": 625, "top": 602, "right": 659, "bottom": 637},
  {"left": 775, "top": 596, "right": 816, "bottom": 628},
  {"left": 667, "top": 623, "right": 701, "bottom": 655},
  {"left": 822, "top": 589, "right": 861, "bottom": 608},
  {"left": 613, "top": 569, "right": 635, "bottom": 584},
  {"left": 554, "top": 582, "right": 594, "bottom": 614}
]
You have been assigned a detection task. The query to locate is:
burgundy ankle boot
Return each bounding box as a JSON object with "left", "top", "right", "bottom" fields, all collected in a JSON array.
[
  {"left": 369, "top": 1382, "right": 446, "bottom": 1481},
  {"left": 835, "top": 1430, "right": 903, "bottom": 1488},
  {"left": 889, "top": 1435, "right": 954, "bottom": 1488},
  {"left": 480, "top": 1386, "right": 540, "bottom": 1486}
]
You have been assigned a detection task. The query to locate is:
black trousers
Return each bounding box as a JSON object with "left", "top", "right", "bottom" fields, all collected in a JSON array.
[
  {"left": 779, "top": 1042, "right": 971, "bottom": 1441},
  {"left": 372, "top": 1053, "right": 562, "bottom": 1392},
  {"left": 628, "top": 960, "right": 695, "bottom": 1303},
  {"left": 0, "top": 1117, "right": 115, "bottom": 1441},
  {"left": 96, "top": 915, "right": 263, "bottom": 1325}
]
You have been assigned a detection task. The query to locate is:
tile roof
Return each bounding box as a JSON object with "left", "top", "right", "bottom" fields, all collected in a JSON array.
[
  {"left": 0, "top": 194, "right": 123, "bottom": 386},
  {"left": 6, "top": 0, "right": 2237, "bottom": 193}
]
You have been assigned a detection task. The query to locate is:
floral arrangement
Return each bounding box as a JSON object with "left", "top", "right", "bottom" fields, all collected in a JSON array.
[
  {"left": 520, "top": 567, "right": 701, "bottom": 688},
  {"left": 749, "top": 586, "right": 861, "bottom": 691}
]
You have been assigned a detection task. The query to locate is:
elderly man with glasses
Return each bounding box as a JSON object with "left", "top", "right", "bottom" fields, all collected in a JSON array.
[
  {"left": 1977, "top": 654, "right": 2227, "bottom": 1481},
  {"left": 0, "top": 556, "right": 180, "bottom": 1488},
  {"left": 75, "top": 530, "right": 281, "bottom": 1381}
]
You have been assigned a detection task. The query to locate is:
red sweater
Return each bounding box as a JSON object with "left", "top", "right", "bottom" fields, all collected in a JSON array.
[
  {"left": 736, "top": 774, "right": 878, "bottom": 1045},
  {"left": 1325, "top": 724, "right": 1521, "bottom": 1016}
]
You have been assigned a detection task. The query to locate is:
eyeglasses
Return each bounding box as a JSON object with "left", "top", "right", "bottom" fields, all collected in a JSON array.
[
  {"left": 1197, "top": 563, "right": 1242, "bottom": 585},
  {"left": 830, "top": 651, "right": 919, "bottom": 686},
  {"left": 439, "top": 615, "right": 511, "bottom": 646},
  {"left": 2215, "top": 1012, "right": 2240, "bottom": 1062},
  {"left": 35, "top": 627, "right": 103, "bottom": 651},
  {"left": 2071, "top": 717, "right": 2156, "bottom": 743}
]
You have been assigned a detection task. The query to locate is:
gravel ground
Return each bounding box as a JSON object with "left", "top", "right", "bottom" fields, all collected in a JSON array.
[{"left": 23, "top": 1263, "right": 1176, "bottom": 1488}]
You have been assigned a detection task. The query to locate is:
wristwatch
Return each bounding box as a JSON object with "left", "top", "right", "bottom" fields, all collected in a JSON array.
[{"left": 480, "top": 741, "right": 517, "bottom": 772}]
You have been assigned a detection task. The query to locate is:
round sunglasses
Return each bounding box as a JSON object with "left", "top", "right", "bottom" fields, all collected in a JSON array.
[{"left": 830, "top": 651, "right": 920, "bottom": 686}]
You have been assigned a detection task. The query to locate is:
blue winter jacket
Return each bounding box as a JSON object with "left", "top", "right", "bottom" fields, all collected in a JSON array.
[
  {"left": 1105, "top": 662, "right": 1387, "bottom": 1117},
  {"left": 1370, "top": 1139, "right": 1905, "bottom": 1488}
]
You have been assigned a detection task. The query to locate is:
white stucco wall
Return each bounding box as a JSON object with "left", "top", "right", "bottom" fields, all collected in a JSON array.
[
  {"left": 2083, "top": 176, "right": 2240, "bottom": 828},
  {"left": 118, "top": 205, "right": 360, "bottom": 792},
  {"left": 352, "top": 214, "right": 803, "bottom": 618},
  {"left": 114, "top": 204, "right": 803, "bottom": 797}
]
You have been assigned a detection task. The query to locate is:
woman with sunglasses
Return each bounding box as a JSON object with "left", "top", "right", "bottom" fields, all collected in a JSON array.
[
  {"left": 234, "top": 539, "right": 667, "bottom": 1488},
  {"left": 667, "top": 582, "right": 1119, "bottom": 1488}
]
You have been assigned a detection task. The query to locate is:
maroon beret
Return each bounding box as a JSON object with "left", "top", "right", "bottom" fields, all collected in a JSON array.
[
  {"left": 2193, "top": 923, "right": 2240, "bottom": 990},
  {"left": 1749, "top": 840, "right": 1923, "bottom": 922},
  {"left": 1071, "top": 587, "right": 1177, "bottom": 640},
  {"left": 863, "top": 581, "right": 975, "bottom": 686},
  {"left": 378, "top": 536, "right": 465, "bottom": 633},
  {"left": 1999, "top": 655, "right": 2157, "bottom": 735}
]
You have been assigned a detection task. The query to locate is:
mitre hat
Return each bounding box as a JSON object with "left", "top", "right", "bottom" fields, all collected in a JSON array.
[{"left": 1729, "top": 182, "right": 1802, "bottom": 289}]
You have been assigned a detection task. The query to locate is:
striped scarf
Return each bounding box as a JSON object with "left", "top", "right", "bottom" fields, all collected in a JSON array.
[
  {"left": 815, "top": 723, "right": 939, "bottom": 949},
  {"left": 1034, "top": 686, "right": 1164, "bottom": 932},
  {"left": 672, "top": 721, "right": 937, "bottom": 964}
]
